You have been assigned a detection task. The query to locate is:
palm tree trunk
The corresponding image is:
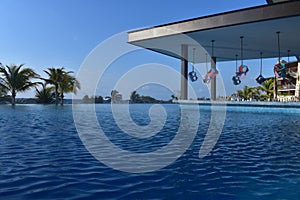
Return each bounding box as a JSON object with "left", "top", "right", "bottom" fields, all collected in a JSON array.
[
  {"left": 11, "top": 90, "right": 16, "bottom": 106},
  {"left": 60, "top": 93, "right": 64, "bottom": 106},
  {"left": 55, "top": 84, "right": 59, "bottom": 105}
]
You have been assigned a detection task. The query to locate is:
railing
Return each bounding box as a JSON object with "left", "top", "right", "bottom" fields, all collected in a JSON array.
[{"left": 278, "top": 84, "right": 296, "bottom": 91}]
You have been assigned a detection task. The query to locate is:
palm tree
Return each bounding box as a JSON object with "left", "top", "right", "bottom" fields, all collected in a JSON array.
[
  {"left": 43, "top": 67, "right": 80, "bottom": 105},
  {"left": 257, "top": 78, "right": 274, "bottom": 101},
  {"left": 58, "top": 73, "right": 80, "bottom": 105},
  {"left": 130, "top": 90, "right": 140, "bottom": 103},
  {"left": 42, "top": 67, "right": 66, "bottom": 105},
  {"left": 250, "top": 87, "right": 261, "bottom": 100},
  {"left": 237, "top": 86, "right": 255, "bottom": 100},
  {"left": 0, "top": 63, "right": 39, "bottom": 105},
  {"left": 35, "top": 83, "right": 55, "bottom": 104},
  {"left": 0, "top": 79, "right": 7, "bottom": 97}
]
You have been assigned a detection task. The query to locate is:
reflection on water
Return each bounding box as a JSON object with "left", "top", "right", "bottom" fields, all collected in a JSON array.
[{"left": 0, "top": 104, "right": 300, "bottom": 199}]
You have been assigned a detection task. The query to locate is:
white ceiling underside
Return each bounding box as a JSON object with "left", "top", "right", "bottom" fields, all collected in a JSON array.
[
  {"left": 130, "top": 15, "right": 300, "bottom": 63},
  {"left": 129, "top": 1, "right": 300, "bottom": 63}
]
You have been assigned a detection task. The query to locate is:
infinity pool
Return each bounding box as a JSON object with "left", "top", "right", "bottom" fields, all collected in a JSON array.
[{"left": 0, "top": 104, "right": 299, "bottom": 199}]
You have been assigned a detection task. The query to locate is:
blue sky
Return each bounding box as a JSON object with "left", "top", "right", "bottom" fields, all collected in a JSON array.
[{"left": 0, "top": 0, "right": 295, "bottom": 100}]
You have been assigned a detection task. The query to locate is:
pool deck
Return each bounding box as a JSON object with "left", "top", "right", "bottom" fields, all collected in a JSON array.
[{"left": 177, "top": 100, "right": 300, "bottom": 108}]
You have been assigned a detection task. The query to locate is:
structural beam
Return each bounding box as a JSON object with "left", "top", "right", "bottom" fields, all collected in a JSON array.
[
  {"left": 128, "top": 1, "right": 300, "bottom": 62},
  {"left": 266, "top": 0, "right": 291, "bottom": 4},
  {"left": 181, "top": 44, "right": 188, "bottom": 100},
  {"left": 128, "top": 1, "right": 300, "bottom": 43}
]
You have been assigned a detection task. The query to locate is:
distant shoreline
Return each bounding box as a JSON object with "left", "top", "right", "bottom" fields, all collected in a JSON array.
[{"left": 2, "top": 99, "right": 300, "bottom": 109}]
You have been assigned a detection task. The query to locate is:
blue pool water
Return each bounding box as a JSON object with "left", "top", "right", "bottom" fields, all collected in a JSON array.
[{"left": 0, "top": 104, "right": 300, "bottom": 199}]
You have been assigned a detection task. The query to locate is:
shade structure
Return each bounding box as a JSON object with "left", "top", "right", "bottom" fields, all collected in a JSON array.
[
  {"left": 127, "top": 1, "right": 300, "bottom": 100},
  {"left": 128, "top": 1, "right": 300, "bottom": 63},
  {"left": 266, "top": 0, "right": 291, "bottom": 4}
]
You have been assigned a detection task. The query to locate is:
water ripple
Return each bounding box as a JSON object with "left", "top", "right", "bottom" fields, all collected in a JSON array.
[{"left": 0, "top": 104, "right": 300, "bottom": 199}]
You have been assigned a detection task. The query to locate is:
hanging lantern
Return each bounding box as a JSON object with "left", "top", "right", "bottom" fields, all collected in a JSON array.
[
  {"left": 203, "top": 40, "right": 218, "bottom": 84},
  {"left": 188, "top": 48, "right": 198, "bottom": 82},
  {"left": 236, "top": 65, "right": 249, "bottom": 78},
  {"left": 256, "top": 52, "right": 266, "bottom": 84},
  {"left": 237, "top": 36, "right": 249, "bottom": 78},
  {"left": 256, "top": 75, "right": 266, "bottom": 84},
  {"left": 233, "top": 36, "right": 249, "bottom": 85},
  {"left": 232, "top": 54, "right": 241, "bottom": 85},
  {"left": 274, "top": 31, "right": 286, "bottom": 78},
  {"left": 189, "top": 70, "right": 198, "bottom": 82},
  {"left": 274, "top": 60, "right": 287, "bottom": 77},
  {"left": 232, "top": 76, "right": 241, "bottom": 85},
  {"left": 203, "top": 68, "right": 218, "bottom": 84}
]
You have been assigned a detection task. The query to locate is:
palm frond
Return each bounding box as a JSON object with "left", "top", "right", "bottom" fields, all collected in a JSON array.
[{"left": 0, "top": 64, "right": 40, "bottom": 105}]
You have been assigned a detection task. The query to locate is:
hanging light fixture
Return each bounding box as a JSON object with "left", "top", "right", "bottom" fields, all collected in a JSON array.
[
  {"left": 203, "top": 40, "right": 218, "bottom": 84},
  {"left": 274, "top": 31, "right": 286, "bottom": 78},
  {"left": 211, "top": 40, "right": 215, "bottom": 57},
  {"left": 203, "top": 53, "right": 209, "bottom": 83},
  {"left": 277, "top": 31, "right": 281, "bottom": 62},
  {"left": 188, "top": 48, "right": 198, "bottom": 82},
  {"left": 256, "top": 52, "right": 266, "bottom": 84},
  {"left": 232, "top": 36, "right": 249, "bottom": 85},
  {"left": 232, "top": 54, "right": 241, "bottom": 85},
  {"left": 236, "top": 36, "right": 249, "bottom": 78}
]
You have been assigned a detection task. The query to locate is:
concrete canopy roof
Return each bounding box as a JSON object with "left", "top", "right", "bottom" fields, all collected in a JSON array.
[
  {"left": 267, "top": 0, "right": 291, "bottom": 4},
  {"left": 128, "top": 1, "right": 300, "bottom": 63}
]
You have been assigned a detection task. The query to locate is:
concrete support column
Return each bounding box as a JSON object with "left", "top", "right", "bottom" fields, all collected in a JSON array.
[
  {"left": 295, "top": 62, "right": 300, "bottom": 100},
  {"left": 211, "top": 56, "right": 217, "bottom": 100},
  {"left": 180, "top": 44, "right": 188, "bottom": 100}
]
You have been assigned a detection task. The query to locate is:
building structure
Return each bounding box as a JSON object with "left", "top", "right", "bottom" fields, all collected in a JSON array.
[
  {"left": 128, "top": 0, "right": 300, "bottom": 100},
  {"left": 277, "top": 61, "right": 300, "bottom": 101}
]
